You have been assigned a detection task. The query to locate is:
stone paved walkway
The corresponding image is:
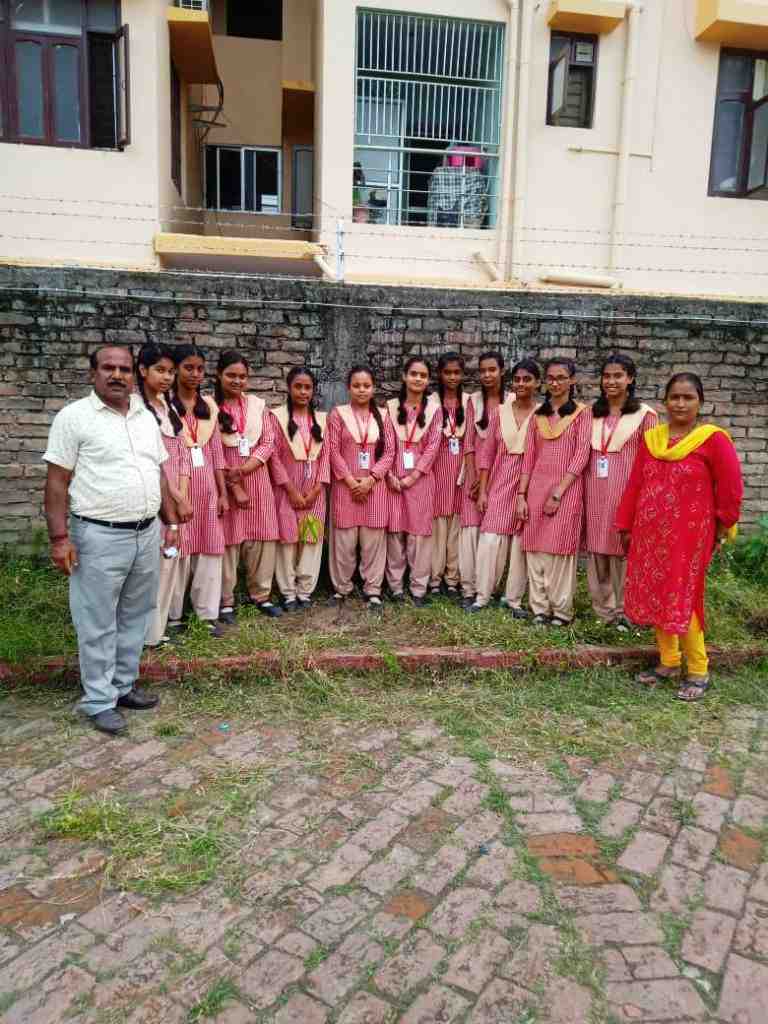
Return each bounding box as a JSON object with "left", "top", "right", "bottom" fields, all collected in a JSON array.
[{"left": 0, "top": 691, "right": 767, "bottom": 1023}]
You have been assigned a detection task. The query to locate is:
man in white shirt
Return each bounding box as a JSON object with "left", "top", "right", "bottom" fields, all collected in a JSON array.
[{"left": 43, "top": 346, "right": 180, "bottom": 735}]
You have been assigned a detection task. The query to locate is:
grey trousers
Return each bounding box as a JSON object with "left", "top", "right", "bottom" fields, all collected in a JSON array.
[{"left": 69, "top": 517, "right": 160, "bottom": 717}]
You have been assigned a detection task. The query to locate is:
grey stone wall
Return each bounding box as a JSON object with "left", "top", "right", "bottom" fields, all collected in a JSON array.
[{"left": 0, "top": 264, "right": 766, "bottom": 546}]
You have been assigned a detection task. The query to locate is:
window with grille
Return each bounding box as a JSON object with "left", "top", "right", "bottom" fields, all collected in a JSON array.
[
  {"left": 547, "top": 33, "right": 597, "bottom": 129},
  {"left": 0, "top": 0, "right": 129, "bottom": 149},
  {"left": 205, "top": 145, "right": 281, "bottom": 213},
  {"left": 354, "top": 10, "right": 504, "bottom": 229},
  {"left": 709, "top": 50, "right": 768, "bottom": 199}
]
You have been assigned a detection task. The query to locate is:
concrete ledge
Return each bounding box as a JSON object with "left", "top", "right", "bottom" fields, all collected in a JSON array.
[{"left": 0, "top": 643, "right": 764, "bottom": 687}]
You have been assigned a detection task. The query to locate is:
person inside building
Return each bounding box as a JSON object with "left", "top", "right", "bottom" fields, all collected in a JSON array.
[
  {"left": 327, "top": 366, "right": 395, "bottom": 612},
  {"left": 584, "top": 353, "right": 657, "bottom": 631},
  {"left": 385, "top": 357, "right": 443, "bottom": 607},
  {"left": 136, "top": 342, "right": 193, "bottom": 649},
  {"left": 429, "top": 352, "right": 470, "bottom": 599},
  {"left": 215, "top": 349, "right": 281, "bottom": 622},
  {"left": 167, "top": 344, "right": 229, "bottom": 638},
  {"left": 43, "top": 345, "right": 177, "bottom": 734},
  {"left": 270, "top": 366, "right": 330, "bottom": 612},
  {"left": 516, "top": 358, "right": 591, "bottom": 626},
  {"left": 616, "top": 372, "right": 743, "bottom": 701},
  {"left": 472, "top": 358, "right": 542, "bottom": 615}
]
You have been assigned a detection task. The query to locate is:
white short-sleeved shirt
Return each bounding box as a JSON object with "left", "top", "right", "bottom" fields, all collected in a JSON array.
[{"left": 43, "top": 391, "right": 168, "bottom": 522}]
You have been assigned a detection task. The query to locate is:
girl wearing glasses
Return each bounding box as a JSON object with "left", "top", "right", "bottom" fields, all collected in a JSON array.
[{"left": 516, "top": 358, "right": 591, "bottom": 626}]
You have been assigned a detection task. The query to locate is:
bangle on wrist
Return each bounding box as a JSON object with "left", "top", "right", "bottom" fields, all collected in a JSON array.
[
  {"left": 50, "top": 533, "right": 69, "bottom": 543},
  {"left": 168, "top": 524, "right": 179, "bottom": 532},
  {"left": 552, "top": 494, "right": 562, "bottom": 502}
]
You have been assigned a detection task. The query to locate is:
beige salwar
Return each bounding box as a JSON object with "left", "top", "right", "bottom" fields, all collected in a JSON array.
[
  {"left": 329, "top": 525, "right": 387, "bottom": 597},
  {"left": 586, "top": 552, "right": 627, "bottom": 623},
  {"left": 170, "top": 554, "right": 222, "bottom": 623},
  {"left": 526, "top": 552, "right": 578, "bottom": 622},
  {"left": 275, "top": 541, "right": 324, "bottom": 602},
  {"left": 145, "top": 553, "right": 180, "bottom": 645},
  {"left": 459, "top": 525, "right": 479, "bottom": 598},
  {"left": 430, "top": 513, "right": 461, "bottom": 590},
  {"left": 222, "top": 540, "right": 276, "bottom": 607},
  {"left": 475, "top": 532, "right": 527, "bottom": 609},
  {"left": 386, "top": 532, "right": 432, "bottom": 598}
]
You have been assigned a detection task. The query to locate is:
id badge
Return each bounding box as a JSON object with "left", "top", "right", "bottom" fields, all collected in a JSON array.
[
  {"left": 358, "top": 450, "right": 371, "bottom": 470},
  {"left": 304, "top": 460, "right": 313, "bottom": 479},
  {"left": 190, "top": 445, "right": 204, "bottom": 469},
  {"left": 403, "top": 450, "right": 415, "bottom": 471},
  {"left": 448, "top": 437, "right": 461, "bottom": 456},
  {"left": 238, "top": 437, "right": 250, "bottom": 457},
  {"left": 596, "top": 455, "right": 609, "bottom": 479}
]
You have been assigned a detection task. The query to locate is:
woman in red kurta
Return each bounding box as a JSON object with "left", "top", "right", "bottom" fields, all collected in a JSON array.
[
  {"left": 270, "top": 367, "right": 330, "bottom": 612},
  {"left": 216, "top": 350, "right": 281, "bottom": 620},
  {"left": 517, "top": 358, "right": 591, "bottom": 626},
  {"left": 385, "top": 357, "right": 443, "bottom": 606},
  {"left": 616, "top": 372, "right": 743, "bottom": 701},
  {"left": 327, "top": 366, "right": 396, "bottom": 611},
  {"left": 584, "top": 354, "right": 657, "bottom": 629}
]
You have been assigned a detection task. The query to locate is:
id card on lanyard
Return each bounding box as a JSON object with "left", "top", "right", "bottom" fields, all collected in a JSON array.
[
  {"left": 355, "top": 412, "right": 372, "bottom": 472},
  {"left": 299, "top": 420, "right": 314, "bottom": 479},
  {"left": 446, "top": 411, "right": 461, "bottom": 456},
  {"left": 186, "top": 415, "right": 204, "bottom": 469},
  {"left": 597, "top": 418, "right": 618, "bottom": 479},
  {"left": 403, "top": 411, "right": 419, "bottom": 471},
  {"left": 238, "top": 438, "right": 251, "bottom": 457}
]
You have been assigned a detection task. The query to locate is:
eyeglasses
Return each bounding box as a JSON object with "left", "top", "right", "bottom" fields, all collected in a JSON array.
[{"left": 545, "top": 376, "right": 571, "bottom": 384}]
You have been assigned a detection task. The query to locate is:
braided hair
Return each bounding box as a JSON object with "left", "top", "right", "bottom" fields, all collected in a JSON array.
[
  {"left": 436, "top": 352, "right": 466, "bottom": 429},
  {"left": 476, "top": 351, "right": 505, "bottom": 431},
  {"left": 135, "top": 342, "right": 183, "bottom": 435},
  {"left": 214, "top": 349, "right": 249, "bottom": 434},
  {"left": 170, "top": 344, "right": 210, "bottom": 421},
  {"left": 397, "top": 356, "right": 431, "bottom": 428},
  {"left": 286, "top": 366, "right": 323, "bottom": 443},
  {"left": 592, "top": 353, "right": 640, "bottom": 419},
  {"left": 537, "top": 358, "right": 578, "bottom": 418},
  {"left": 347, "top": 365, "right": 385, "bottom": 461}
]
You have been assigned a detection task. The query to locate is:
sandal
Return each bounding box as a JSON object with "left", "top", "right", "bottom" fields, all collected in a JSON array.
[
  {"left": 635, "top": 667, "right": 679, "bottom": 688},
  {"left": 677, "top": 676, "right": 711, "bottom": 702}
]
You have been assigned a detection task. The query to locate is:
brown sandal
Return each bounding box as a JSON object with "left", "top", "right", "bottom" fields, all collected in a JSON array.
[
  {"left": 677, "top": 676, "right": 711, "bottom": 702},
  {"left": 635, "top": 667, "right": 679, "bottom": 688}
]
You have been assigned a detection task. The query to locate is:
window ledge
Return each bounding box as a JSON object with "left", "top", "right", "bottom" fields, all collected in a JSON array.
[
  {"left": 547, "top": 0, "right": 627, "bottom": 34},
  {"left": 696, "top": 0, "right": 768, "bottom": 48},
  {"left": 167, "top": 5, "right": 219, "bottom": 83},
  {"left": 154, "top": 233, "right": 325, "bottom": 260}
]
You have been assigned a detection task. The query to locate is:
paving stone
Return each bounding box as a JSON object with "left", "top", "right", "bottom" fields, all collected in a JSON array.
[
  {"left": 450, "top": 811, "right": 503, "bottom": 848},
  {"left": 0, "top": 923, "right": 94, "bottom": 992},
  {"left": 532, "top": 794, "right": 577, "bottom": 813},
  {"left": 444, "top": 929, "right": 512, "bottom": 994},
  {"left": 464, "top": 840, "right": 518, "bottom": 888},
  {"left": 239, "top": 950, "right": 305, "bottom": 1010},
  {"left": 750, "top": 862, "right": 768, "bottom": 903},
  {"left": 390, "top": 780, "right": 443, "bottom": 817},
  {"left": 373, "top": 931, "right": 445, "bottom": 998},
  {"left": 358, "top": 843, "right": 420, "bottom": 896},
  {"left": 545, "top": 976, "right": 592, "bottom": 1023},
  {"left": 352, "top": 809, "right": 408, "bottom": 853},
  {"left": 719, "top": 826, "right": 762, "bottom": 870},
  {"left": 518, "top": 812, "right": 584, "bottom": 835},
  {"left": 125, "top": 995, "right": 187, "bottom": 1023},
  {"left": 603, "top": 948, "right": 632, "bottom": 981},
  {"left": 732, "top": 794, "right": 768, "bottom": 830},
  {"left": 678, "top": 742, "right": 709, "bottom": 773},
  {"left": 527, "top": 834, "right": 599, "bottom": 857},
  {"left": 670, "top": 826, "right": 718, "bottom": 873},
  {"left": 557, "top": 884, "right": 642, "bottom": 915},
  {"left": 468, "top": 978, "right": 532, "bottom": 1023},
  {"left": 537, "top": 856, "right": 617, "bottom": 885},
  {"left": 719, "top": 952, "right": 768, "bottom": 1023},
  {"left": 499, "top": 924, "right": 559, "bottom": 988},
  {"left": 442, "top": 779, "right": 489, "bottom": 815},
  {"left": 733, "top": 900, "right": 768, "bottom": 958},
  {"left": 705, "top": 862, "right": 749, "bottom": 914},
  {"left": 336, "top": 992, "right": 393, "bottom": 1024},
  {"left": 427, "top": 886, "right": 489, "bottom": 940},
  {"left": 600, "top": 799, "right": 643, "bottom": 837},
  {"left": 496, "top": 880, "right": 542, "bottom": 913},
  {"left": 382, "top": 889, "right": 433, "bottom": 923},
  {"left": 618, "top": 830, "right": 670, "bottom": 876},
  {"left": 605, "top": 979, "right": 708, "bottom": 1021},
  {"left": 272, "top": 994, "right": 327, "bottom": 1024},
  {"left": 275, "top": 930, "right": 318, "bottom": 958},
  {"left": 641, "top": 796, "right": 686, "bottom": 838},
  {"left": 308, "top": 933, "right": 383, "bottom": 1004},
  {"left": 1, "top": 965, "right": 94, "bottom": 1024},
  {"left": 622, "top": 771, "right": 663, "bottom": 804},
  {"left": 690, "top": 791, "right": 730, "bottom": 833},
  {"left": 399, "top": 984, "right": 469, "bottom": 1024},
  {"left": 399, "top": 807, "right": 453, "bottom": 853},
  {"left": 742, "top": 764, "right": 768, "bottom": 798},
  {"left": 173, "top": 948, "right": 234, "bottom": 1009},
  {"left": 576, "top": 771, "right": 616, "bottom": 803},
  {"left": 430, "top": 757, "right": 477, "bottom": 787},
  {"left": 681, "top": 909, "right": 736, "bottom": 972},
  {"left": 410, "top": 843, "right": 468, "bottom": 895},
  {"left": 577, "top": 912, "right": 663, "bottom": 946},
  {"left": 703, "top": 763, "right": 736, "bottom": 799},
  {"left": 303, "top": 892, "right": 377, "bottom": 944},
  {"left": 651, "top": 863, "right": 705, "bottom": 914},
  {"left": 120, "top": 739, "right": 167, "bottom": 766},
  {"left": 306, "top": 842, "right": 372, "bottom": 892}
]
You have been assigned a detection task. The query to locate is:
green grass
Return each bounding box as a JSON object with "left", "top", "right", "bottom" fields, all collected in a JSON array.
[{"left": 186, "top": 978, "right": 239, "bottom": 1021}]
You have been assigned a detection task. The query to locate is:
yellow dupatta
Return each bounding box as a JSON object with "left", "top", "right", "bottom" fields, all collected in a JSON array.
[{"left": 644, "top": 423, "right": 738, "bottom": 541}]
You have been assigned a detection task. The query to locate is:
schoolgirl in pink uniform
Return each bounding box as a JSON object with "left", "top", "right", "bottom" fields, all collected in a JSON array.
[
  {"left": 473, "top": 358, "right": 541, "bottom": 615},
  {"left": 385, "top": 357, "right": 443, "bottom": 607},
  {"left": 215, "top": 350, "right": 281, "bottom": 621},
  {"left": 270, "top": 366, "right": 330, "bottom": 612},
  {"left": 136, "top": 343, "right": 193, "bottom": 648},
  {"left": 584, "top": 353, "right": 657, "bottom": 628},
  {"left": 516, "top": 358, "right": 592, "bottom": 626},
  {"left": 168, "top": 344, "right": 229, "bottom": 638},
  {"left": 327, "top": 365, "right": 395, "bottom": 612},
  {"left": 429, "top": 352, "right": 471, "bottom": 599}
]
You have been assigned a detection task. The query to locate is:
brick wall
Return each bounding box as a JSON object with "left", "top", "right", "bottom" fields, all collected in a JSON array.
[{"left": 0, "top": 264, "right": 766, "bottom": 545}]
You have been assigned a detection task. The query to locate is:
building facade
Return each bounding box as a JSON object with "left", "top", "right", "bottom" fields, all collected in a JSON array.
[{"left": 0, "top": 0, "right": 767, "bottom": 298}]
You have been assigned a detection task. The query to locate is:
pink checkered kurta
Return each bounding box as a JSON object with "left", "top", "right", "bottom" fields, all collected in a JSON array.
[
  {"left": 521, "top": 409, "right": 592, "bottom": 556},
  {"left": 179, "top": 413, "right": 227, "bottom": 557},
  {"left": 584, "top": 409, "right": 658, "bottom": 556},
  {"left": 156, "top": 398, "right": 187, "bottom": 489},
  {"left": 477, "top": 407, "right": 534, "bottom": 537},
  {"left": 270, "top": 413, "right": 331, "bottom": 544},
  {"left": 460, "top": 395, "right": 495, "bottom": 528},
  {"left": 328, "top": 407, "right": 396, "bottom": 530},
  {"left": 386, "top": 405, "right": 443, "bottom": 537},
  {"left": 432, "top": 397, "right": 466, "bottom": 518},
  {"left": 221, "top": 404, "right": 280, "bottom": 546}
]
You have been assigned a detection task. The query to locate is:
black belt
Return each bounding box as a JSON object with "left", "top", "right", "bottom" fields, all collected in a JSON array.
[{"left": 72, "top": 514, "right": 156, "bottom": 531}]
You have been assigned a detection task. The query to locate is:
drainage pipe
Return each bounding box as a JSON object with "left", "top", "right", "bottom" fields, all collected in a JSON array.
[
  {"left": 495, "top": 0, "right": 520, "bottom": 282},
  {"left": 509, "top": 0, "right": 535, "bottom": 283},
  {"left": 609, "top": 2, "right": 643, "bottom": 273}
]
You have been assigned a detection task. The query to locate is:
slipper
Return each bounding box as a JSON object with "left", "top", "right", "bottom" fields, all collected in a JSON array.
[
  {"left": 635, "top": 667, "right": 678, "bottom": 688},
  {"left": 677, "top": 676, "right": 711, "bottom": 702}
]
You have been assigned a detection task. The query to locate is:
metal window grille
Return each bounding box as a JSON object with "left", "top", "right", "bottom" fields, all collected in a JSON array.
[
  {"left": 174, "top": 0, "right": 208, "bottom": 11},
  {"left": 354, "top": 9, "right": 504, "bottom": 229}
]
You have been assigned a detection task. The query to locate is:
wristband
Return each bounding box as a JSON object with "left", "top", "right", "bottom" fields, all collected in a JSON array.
[
  {"left": 552, "top": 494, "right": 562, "bottom": 502},
  {"left": 168, "top": 524, "right": 179, "bottom": 532},
  {"left": 50, "top": 533, "right": 69, "bottom": 542}
]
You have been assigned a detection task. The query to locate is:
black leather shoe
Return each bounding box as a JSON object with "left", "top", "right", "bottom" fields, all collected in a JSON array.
[
  {"left": 218, "top": 609, "right": 237, "bottom": 626},
  {"left": 282, "top": 600, "right": 299, "bottom": 613},
  {"left": 256, "top": 601, "right": 283, "bottom": 618},
  {"left": 117, "top": 688, "right": 159, "bottom": 710},
  {"left": 411, "top": 594, "right": 428, "bottom": 608},
  {"left": 91, "top": 709, "right": 127, "bottom": 734}
]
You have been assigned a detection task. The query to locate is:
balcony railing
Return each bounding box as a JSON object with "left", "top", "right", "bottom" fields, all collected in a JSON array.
[{"left": 174, "top": 0, "right": 208, "bottom": 10}]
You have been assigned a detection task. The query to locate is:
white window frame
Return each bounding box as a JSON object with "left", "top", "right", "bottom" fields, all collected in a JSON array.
[{"left": 205, "top": 144, "right": 282, "bottom": 215}]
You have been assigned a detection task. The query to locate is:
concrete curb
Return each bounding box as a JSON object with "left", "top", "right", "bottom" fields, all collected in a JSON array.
[{"left": 0, "top": 643, "right": 764, "bottom": 686}]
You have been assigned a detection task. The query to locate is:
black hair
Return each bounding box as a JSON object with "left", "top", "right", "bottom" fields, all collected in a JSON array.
[
  {"left": 170, "top": 344, "right": 210, "bottom": 420},
  {"left": 477, "top": 351, "right": 505, "bottom": 431},
  {"left": 135, "top": 342, "right": 183, "bottom": 435},
  {"left": 665, "top": 372, "right": 705, "bottom": 402},
  {"left": 437, "top": 352, "right": 466, "bottom": 429},
  {"left": 213, "top": 349, "right": 249, "bottom": 433},
  {"left": 89, "top": 344, "right": 133, "bottom": 370},
  {"left": 397, "top": 356, "right": 431, "bottom": 429},
  {"left": 347, "top": 364, "right": 385, "bottom": 461},
  {"left": 537, "top": 358, "right": 578, "bottom": 418},
  {"left": 285, "top": 366, "right": 323, "bottom": 443},
  {"left": 592, "top": 353, "right": 641, "bottom": 419},
  {"left": 510, "top": 358, "right": 542, "bottom": 382}
]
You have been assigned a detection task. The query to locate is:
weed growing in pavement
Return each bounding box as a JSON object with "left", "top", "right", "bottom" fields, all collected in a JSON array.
[
  {"left": 659, "top": 910, "right": 688, "bottom": 962},
  {"left": 671, "top": 797, "right": 697, "bottom": 827},
  {"left": 303, "top": 946, "right": 329, "bottom": 970},
  {"left": 186, "top": 978, "right": 240, "bottom": 1021}
]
